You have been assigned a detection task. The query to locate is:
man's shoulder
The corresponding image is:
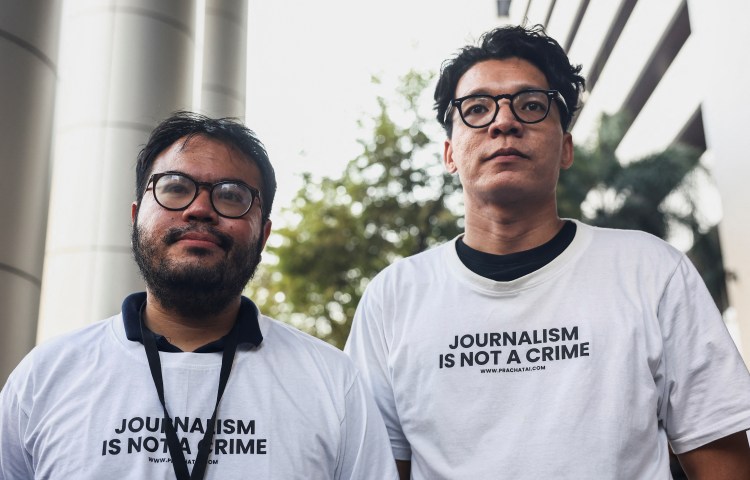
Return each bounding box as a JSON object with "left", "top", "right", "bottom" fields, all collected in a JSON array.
[
  {"left": 260, "top": 316, "right": 353, "bottom": 366},
  {"left": 577, "top": 221, "right": 682, "bottom": 259},
  {"left": 4, "top": 316, "right": 120, "bottom": 395},
  {"left": 34, "top": 316, "right": 117, "bottom": 354},
  {"left": 255, "top": 316, "right": 364, "bottom": 394},
  {"left": 373, "top": 239, "right": 455, "bottom": 280}
]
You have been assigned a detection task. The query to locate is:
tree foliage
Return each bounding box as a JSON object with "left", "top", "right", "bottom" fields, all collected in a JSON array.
[
  {"left": 560, "top": 113, "right": 729, "bottom": 311},
  {"left": 247, "top": 72, "right": 462, "bottom": 347},
  {"left": 248, "top": 76, "right": 729, "bottom": 347}
]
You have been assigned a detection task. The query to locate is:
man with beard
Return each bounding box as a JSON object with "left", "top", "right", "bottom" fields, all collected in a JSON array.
[{"left": 0, "top": 111, "right": 398, "bottom": 480}]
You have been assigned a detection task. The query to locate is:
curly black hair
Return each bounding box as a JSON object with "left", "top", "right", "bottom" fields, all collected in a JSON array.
[{"left": 434, "top": 24, "right": 585, "bottom": 136}]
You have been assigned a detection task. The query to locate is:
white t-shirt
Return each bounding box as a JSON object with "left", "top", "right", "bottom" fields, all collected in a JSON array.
[
  {"left": 0, "top": 305, "right": 398, "bottom": 479},
  {"left": 345, "top": 221, "right": 750, "bottom": 479}
]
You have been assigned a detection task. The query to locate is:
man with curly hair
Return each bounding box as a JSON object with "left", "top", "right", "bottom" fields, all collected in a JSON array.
[{"left": 346, "top": 25, "right": 750, "bottom": 479}]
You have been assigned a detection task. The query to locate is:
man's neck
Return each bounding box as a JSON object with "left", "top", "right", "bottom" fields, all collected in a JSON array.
[
  {"left": 142, "top": 293, "right": 241, "bottom": 352},
  {"left": 462, "top": 199, "right": 565, "bottom": 255}
]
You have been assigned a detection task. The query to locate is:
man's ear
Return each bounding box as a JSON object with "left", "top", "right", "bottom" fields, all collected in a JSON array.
[
  {"left": 131, "top": 202, "right": 138, "bottom": 224},
  {"left": 560, "top": 132, "right": 574, "bottom": 170},
  {"left": 260, "top": 219, "right": 272, "bottom": 250},
  {"left": 444, "top": 139, "right": 458, "bottom": 174}
]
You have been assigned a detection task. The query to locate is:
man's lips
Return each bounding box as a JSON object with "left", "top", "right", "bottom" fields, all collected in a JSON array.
[
  {"left": 165, "top": 227, "right": 232, "bottom": 250},
  {"left": 485, "top": 147, "right": 529, "bottom": 161},
  {"left": 177, "top": 232, "right": 221, "bottom": 247}
]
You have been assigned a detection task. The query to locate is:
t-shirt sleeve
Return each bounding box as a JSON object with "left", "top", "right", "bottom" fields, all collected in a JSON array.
[
  {"left": 336, "top": 370, "right": 399, "bottom": 480},
  {"left": 658, "top": 256, "right": 750, "bottom": 453},
  {"left": 344, "top": 283, "right": 411, "bottom": 461},
  {"left": 0, "top": 370, "right": 35, "bottom": 479}
]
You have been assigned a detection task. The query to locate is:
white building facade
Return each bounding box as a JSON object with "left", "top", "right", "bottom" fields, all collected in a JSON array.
[
  {"left": 505, "top": 0, "right": 750, "bottom": 366},
  {"left": 0, "top": 0, "right": 248, "bottom": 382}
]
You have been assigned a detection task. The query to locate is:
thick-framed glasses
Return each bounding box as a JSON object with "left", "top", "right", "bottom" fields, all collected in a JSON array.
[
  {"left": 145, "top": 172, "right": 261, "bottom": 218},
  {"left": 445, "top": 89, "right": 568, "bottom": 128}
]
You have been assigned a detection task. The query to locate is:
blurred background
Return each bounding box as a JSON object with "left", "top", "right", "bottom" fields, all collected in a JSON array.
[{"left": 1, "top": 0, "right": 748, "bottom": 383}]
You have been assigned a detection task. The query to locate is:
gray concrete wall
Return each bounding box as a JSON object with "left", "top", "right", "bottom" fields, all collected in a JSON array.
[
  {"left": 201, "top": 0, "right": 247, "bottom": 118},
  {"left": 38, "top": 0, "right": 198, "bottom": 341},
  {"left": 0, "top": 0, "right": 62, "bottom": 382}
]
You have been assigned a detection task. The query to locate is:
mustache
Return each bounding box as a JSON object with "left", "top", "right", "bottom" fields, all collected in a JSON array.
[{"left": 163, "top": 225, "right": 233, "bottom": 250}]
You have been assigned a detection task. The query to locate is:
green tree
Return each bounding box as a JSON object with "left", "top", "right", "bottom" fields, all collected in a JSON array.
[
  {"left": 249, "top": 78, "right": 729, "bottom": 348},
  {"left": 247, "top": 72, "right": 462, "bottom": 347},
  {"left": 560, "top": 113, "right": 729, "bottom": 311}
]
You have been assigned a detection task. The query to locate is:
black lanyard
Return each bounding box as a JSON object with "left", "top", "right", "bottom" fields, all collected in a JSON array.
[{"left": 140, "top": 305, "right": 239, "bottom": 480}]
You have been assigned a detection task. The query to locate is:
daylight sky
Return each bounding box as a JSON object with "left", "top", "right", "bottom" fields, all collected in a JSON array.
[
  {"left": 244, "top": 0, "right": 504, "bottom": 217},
  {"left": 241, "top": 1, "right": 724, "bottom": 245}
]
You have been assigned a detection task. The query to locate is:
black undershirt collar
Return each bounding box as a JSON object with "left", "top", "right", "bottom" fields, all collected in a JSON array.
[
  {"left": 122, "top": 292, "right": 263, "bottom": 352},
  {"left": 456, "top": 220, "right": 576, "bottom": 281}
]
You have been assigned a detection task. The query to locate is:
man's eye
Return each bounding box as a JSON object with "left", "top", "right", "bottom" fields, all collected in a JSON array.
[
  {"left": 516, "top": 92, "right": 550, "bottom": 113},
  {"left": 466, "top": 104, "right": 489, "bottom": 115},
  {"left": 160, "top": 183, "right": 190, "bottom": 195},
  {"left": 520, "top": 101, "right": 546, "bottom": 112},
  {"left": 215, "top": 185, "right": 249, "bottom": 205},
  {"left": 217, "top": 191, "right": 242, "bottom": 203},
  {"left": 461, "top": 98, "right": 495, "bottom": 117}
]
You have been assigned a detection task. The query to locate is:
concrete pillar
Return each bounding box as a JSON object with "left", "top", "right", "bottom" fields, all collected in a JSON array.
[
  {"left": 0, "top": 1, "right": 62, "bottom": 381},
  {"left": 687, "top": 0, "right": 750, "bottom": 367},
  {"left": 200, "top": 0, "right": 247, "bottom": 118},
  {"left": 37, "top": 0, "right": 197, "bottom": 342}
]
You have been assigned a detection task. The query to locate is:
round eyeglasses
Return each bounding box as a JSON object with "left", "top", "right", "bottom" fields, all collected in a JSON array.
[
  {"left": 445, "top": 89, "right": 568, "bottom": 128},
  {"left": 146, "top": 172, "right": 261, "bottom": 218}
]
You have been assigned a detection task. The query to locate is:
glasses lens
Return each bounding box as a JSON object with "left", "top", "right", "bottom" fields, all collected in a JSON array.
[
  {"left": 212, "top": 182, "right": 254, "bottom": 217},
  {"left": 154, "top": 174, "right": 196, "bottom": 209},
  {"left": 459, "top": 96, "right": 497, "bottom": 127},
  {"left": 512, "top": 91, "right": 551, "bottom": 123}
]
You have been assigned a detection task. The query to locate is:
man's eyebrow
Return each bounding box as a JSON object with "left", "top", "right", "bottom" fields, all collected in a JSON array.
[
  {"left": 158, "top": 170, "right": 246, "bottom": 184},
  {"left": 458, "top": 84, "right": 548, "bottom": 97}
]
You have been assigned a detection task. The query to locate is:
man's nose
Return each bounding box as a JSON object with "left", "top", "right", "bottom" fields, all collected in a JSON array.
[
  {"left": 489, "top": 101, "right": 522, "bottom": 137},
  {"left": 182, "top": 187, "right": 218, "bottom": 222}
]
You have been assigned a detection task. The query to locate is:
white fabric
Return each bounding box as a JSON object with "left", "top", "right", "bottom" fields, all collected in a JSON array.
[
  {"left": 345, "top": 221, "right": 750, "bottom": 479},
  {"left": 0, "top": 311, "right": 398, "bottom": 480}
]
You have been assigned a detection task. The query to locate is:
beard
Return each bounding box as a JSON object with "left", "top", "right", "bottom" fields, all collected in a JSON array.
[{"left": 131, "top": 220, "right": 263, "bottom": 318}]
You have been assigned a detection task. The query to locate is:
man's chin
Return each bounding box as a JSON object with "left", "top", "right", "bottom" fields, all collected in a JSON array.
[
  {"left": 145, "top": 263, "right": 243, "bottom": 316},
  {"left": 132, "top": 222, "right": 263, "bottom": 316},
  {"left": 165, "top": 263, "right": 227, "bottom": 285},
  {"left": 160, "top": 251, "right": 228, "bottom": 275}
]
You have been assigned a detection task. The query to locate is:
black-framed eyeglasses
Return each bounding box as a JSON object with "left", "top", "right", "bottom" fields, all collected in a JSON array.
[
  {"left": 445, "top": 89, "right": 568, "bottom": 128},
  {"left": 145, "top": 172, "right": 262, "bottom": 218}
]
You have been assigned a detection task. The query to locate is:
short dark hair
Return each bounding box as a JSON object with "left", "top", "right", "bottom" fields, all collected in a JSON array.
[
  {"left": 434, "top": 24, "right": 585, "bottom": 136},
  {"left": 135, "top": 111, "right": 277, "bottom": 223}
]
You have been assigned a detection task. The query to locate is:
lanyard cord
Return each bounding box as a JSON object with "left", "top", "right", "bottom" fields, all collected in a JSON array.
[{"left": 139, "top": 304, "right": 239, "bottom": 480}]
